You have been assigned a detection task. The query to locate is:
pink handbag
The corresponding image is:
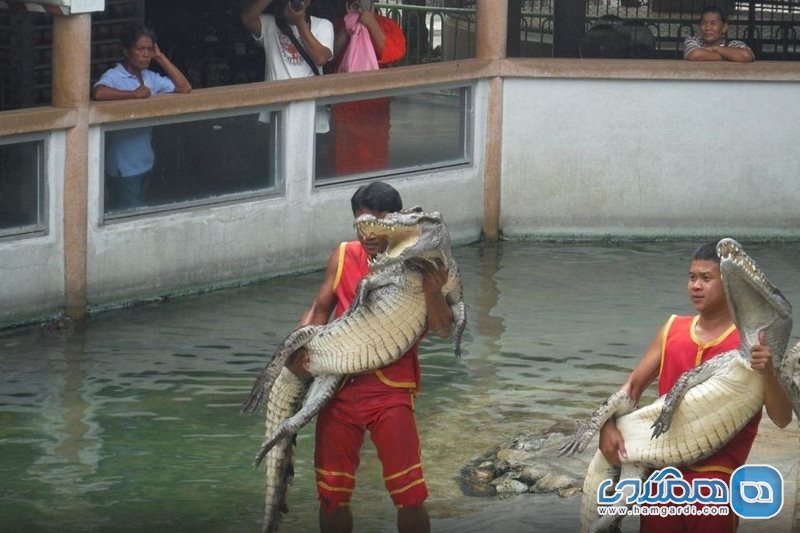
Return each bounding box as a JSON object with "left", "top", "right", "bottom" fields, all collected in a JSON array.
[{"left": 338, "top": 13, "right": 379, "bottom": 73}]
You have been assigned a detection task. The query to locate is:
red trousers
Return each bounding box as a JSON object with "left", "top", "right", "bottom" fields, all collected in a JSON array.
[
  {"left": 639, "top": 470, "right": 738, "bottom": 533},
  {"left": 314, "top": 377, "right": 428, "bottom": 511}
]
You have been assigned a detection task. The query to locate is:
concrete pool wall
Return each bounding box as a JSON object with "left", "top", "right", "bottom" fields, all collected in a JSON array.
[
  {"left": 2, "top": 55, "right": 800, "bottom": 328},
  {"left": 500, "top": 60, "right": 800, "bottom": 239}
]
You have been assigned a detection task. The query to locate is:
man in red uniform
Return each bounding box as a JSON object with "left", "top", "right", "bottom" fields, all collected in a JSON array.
[
  {"left": 598, "top": 241, "right": 793, "bottom": 532},
  {"left": 287, "top": 181, "right": 453, "bottom": 533}
]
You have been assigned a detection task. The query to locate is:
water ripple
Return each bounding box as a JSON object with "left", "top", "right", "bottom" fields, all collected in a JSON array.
[{"left": 1, "top": 241, "right": 798, "bottom": 532}]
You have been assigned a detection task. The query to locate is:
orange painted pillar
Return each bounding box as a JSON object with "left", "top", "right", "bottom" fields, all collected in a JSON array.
[
  {"left": 52, "top": 14, "right": 92, "bottom": 319},
  {"left": 475, "top": 0, "right": 507, "bottom": 242}
]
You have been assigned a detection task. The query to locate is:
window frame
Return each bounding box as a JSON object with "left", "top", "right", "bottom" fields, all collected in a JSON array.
[
  {"left": 313, "top": 82, "right": 474, "bottom": 187},
  {"left": 0, "top": 133, "right": 48, "bottom": 240},
  {"left": 99, "top": 106, "right": 285, "bottom": 224}
]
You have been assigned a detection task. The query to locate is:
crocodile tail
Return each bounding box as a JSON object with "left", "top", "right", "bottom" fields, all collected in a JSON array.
[
  {"left": 242, "top": 325, "right": 319, "bottom": 414},
  {"left": 255, "top": 375, "right": 341, "bottom": 466},
  {"left": 261, "top": 369, "right": 308, "bottom": 533},
  {"left": 451, "top": 299, "right": 467, "bottom": 357},
  {"left": 580, "top": 450, "right": 619, "bottom": 533},
  {"left": 262, "top": 438, "right": 295, "bottom": 533}
]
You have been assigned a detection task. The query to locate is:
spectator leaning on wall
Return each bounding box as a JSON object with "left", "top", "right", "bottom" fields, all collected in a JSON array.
[{"left": 683, "top": 6, "right": 754, "bottom": 62}]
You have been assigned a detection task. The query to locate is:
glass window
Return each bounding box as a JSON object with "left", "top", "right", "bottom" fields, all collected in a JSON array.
[
  {"left": 315, "top": 86, "right": 472, "bottom": 184},
  {"left": 102, "top": 111, "right": 280, "bottom": 218},
  {"left": 0, "top": 138, "right": 46, "bottom": 238}
]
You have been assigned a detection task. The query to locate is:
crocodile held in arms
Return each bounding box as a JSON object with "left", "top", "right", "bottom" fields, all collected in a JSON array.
[
  {"left": 242, "top": 207, "right": 466, "bottom": 533},
  {"left": 559, "top": 238, "right": 800, "bottom": 533}
]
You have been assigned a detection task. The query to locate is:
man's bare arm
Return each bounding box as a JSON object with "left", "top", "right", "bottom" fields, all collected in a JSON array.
[
  {"left": 751, "top": 330, "right": 793, "bottom": 428},
  {"left": 686, "top": 45, "right": 754, "bottom": 62},
  {"left": 297, "top": 247, "right": 340, "bottom": 327},
  {"left": 285, "top": 5, "right": 333, "bottom": 66},
  {"left": 598, "top": 324, "right": 664, "bottom": 465},
  {"left": 241, "top": 0, "right": 273, "bottom": 36}
]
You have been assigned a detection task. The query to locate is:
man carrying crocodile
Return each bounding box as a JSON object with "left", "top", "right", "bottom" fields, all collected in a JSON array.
[
  {"left": 596, "top": 241, "right": 793, "bottom": 531},
  {"left": 286, "top": 180, "right": 453, "bottom": 533}
]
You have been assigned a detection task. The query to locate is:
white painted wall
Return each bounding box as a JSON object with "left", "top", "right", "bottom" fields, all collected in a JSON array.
[
  {"left": 501, "top": 77, "right": 800, "bottom": 239},
  {"left": 6, "top": 73, "right": 800, "bottom": 327},
  {"left": 0, "top": 131, "right": 66, "bottom": 325},
  {"left": 83, "top": 83, "right": 487, "bottom": 310}
]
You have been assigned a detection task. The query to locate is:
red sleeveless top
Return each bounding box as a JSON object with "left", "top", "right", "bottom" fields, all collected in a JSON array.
[
  {"left": 659, "top": 315, "right": 761, "bottom": 473},
  {"left": 332, "top": 241, "right": 422, "bottom": 393}
]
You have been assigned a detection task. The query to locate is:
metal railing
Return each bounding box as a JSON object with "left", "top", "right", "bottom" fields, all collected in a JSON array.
[
  {"left": 376, "top": 0, "right": 800, "bottom": 60},
  {"left": 377, "top": 2, "right": 476, "bottom": 64}
]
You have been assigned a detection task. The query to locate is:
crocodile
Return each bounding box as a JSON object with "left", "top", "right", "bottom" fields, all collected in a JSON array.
[
  {"left": 559, "top": 238, "right": 800, "bottom": 533},
  {"left": 242, "top": 207, "right": 465, "bottom": 532},
  {"left": 258, "top": 367, "right": 308, "bottom": 533}
]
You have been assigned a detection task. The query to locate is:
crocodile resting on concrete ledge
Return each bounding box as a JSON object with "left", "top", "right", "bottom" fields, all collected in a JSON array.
[
  {"left": 242, "top": 207, "right": 465, "bottom": 533},
  {"left": 559, "top": 238, "right": 800, "bottom": 533}
]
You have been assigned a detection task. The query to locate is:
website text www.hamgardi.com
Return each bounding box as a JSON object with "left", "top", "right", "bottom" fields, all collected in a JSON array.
[{"left": 597, "top": 504, "right": 729, "bottom": 518}]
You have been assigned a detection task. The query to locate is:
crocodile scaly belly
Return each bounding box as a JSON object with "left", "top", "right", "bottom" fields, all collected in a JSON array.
[
  {"left": 617, "top": 360, "right": 764, "bottom": 467},
  {"left": 306, "top": 287, "right": 427, "bottom": 375}
]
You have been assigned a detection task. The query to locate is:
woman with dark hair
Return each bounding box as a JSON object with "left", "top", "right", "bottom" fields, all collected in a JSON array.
[
  {"left": 94, "top": 24, "right": 192, "bottom": 101},
  {"left": 92, "top": 23, "right": 191, "bottom": 210}
]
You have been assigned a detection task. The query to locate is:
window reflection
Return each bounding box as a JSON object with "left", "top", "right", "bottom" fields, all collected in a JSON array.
[
  {"left": 315, "top": 86, "right": 470, "bottom": 183},
  {"left": 0, "top": 139, "right": 45, "bottom": 238},
  {"left": 103, "top": 112, "right": 279, "bottom": 217}
]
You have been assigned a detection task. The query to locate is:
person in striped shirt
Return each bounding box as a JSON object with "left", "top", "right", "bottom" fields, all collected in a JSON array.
[{"left": 683, "top": 6, "right": 754, "bottom": 62}]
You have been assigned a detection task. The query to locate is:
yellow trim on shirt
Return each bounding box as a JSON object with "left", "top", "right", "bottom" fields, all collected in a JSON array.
[
  {"left": 658, "top": 314, "right": 678, "bottom": 378},
  {"left": 332, "top": 241, "right": 348, "bottom": 293},
  {"left": 689, "top": 315, "right": 737, "bottom": 366}
]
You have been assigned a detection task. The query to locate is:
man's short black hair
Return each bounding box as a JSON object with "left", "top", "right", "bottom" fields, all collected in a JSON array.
[
  {"left": 351, "top": 181, "right": 403, "bottom": 214},
  {"left": 692, "top": 240, "right": 721, "bottom": 263},
  {"left": 700, "top": 5, "right": 727, "bottom": 24}
]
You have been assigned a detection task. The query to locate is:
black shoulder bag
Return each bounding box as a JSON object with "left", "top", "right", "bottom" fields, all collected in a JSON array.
[
  {"left": 275, "top": 16, "right": 331, "bottom": 133},
  {"left": 275, "top": 17, "right": 320, "bottom": 76}
]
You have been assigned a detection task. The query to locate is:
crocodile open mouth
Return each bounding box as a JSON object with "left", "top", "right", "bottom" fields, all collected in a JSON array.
[
  {"left": 717, "top": 238, "right": 792, "bottom": 356},
  {"left": 353, "top": 207, "right": 442, "bottom": 265},
  {"left": 356, "top": 218, "right": 422, "bottom": 261}
]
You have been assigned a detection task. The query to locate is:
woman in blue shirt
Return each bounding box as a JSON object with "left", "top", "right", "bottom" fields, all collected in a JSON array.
[{"left": 93, "top": 23, "right": 191, "bottom": 211}]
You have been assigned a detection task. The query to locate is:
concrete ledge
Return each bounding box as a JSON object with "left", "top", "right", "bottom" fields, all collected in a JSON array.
[
  {"left": 88, "top": 59, "right": 495, "bottom": 125},
  {"left": 6, "top": 57, "right": 799, "bottom": 130},
  {"left": 0, "top": 107, "right": 77, "bottom": 137},
  {"left": 500, "top": 57, "right": 800, "bottom": 82}
]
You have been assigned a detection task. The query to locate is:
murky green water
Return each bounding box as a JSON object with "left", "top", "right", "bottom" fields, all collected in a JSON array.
[{"left": 2, "top": 241, "right": 798, "bottom": 533}]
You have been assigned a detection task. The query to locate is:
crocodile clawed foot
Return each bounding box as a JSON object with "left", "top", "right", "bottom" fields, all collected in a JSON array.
[
  {"left": 559, "top": 421, "right": 594, "bottom": 456},
  {"left": 558, "top": 438, "right": 580, "bottom": 457},
  {"left": 650, "top": 417, "right": 670, "bottom": 440},
  {"left": 253, "top": 433, "right": 283, "bottom": 468},
  {"left": 241, "top": 389, "right": 265, "bottom": 414}
]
